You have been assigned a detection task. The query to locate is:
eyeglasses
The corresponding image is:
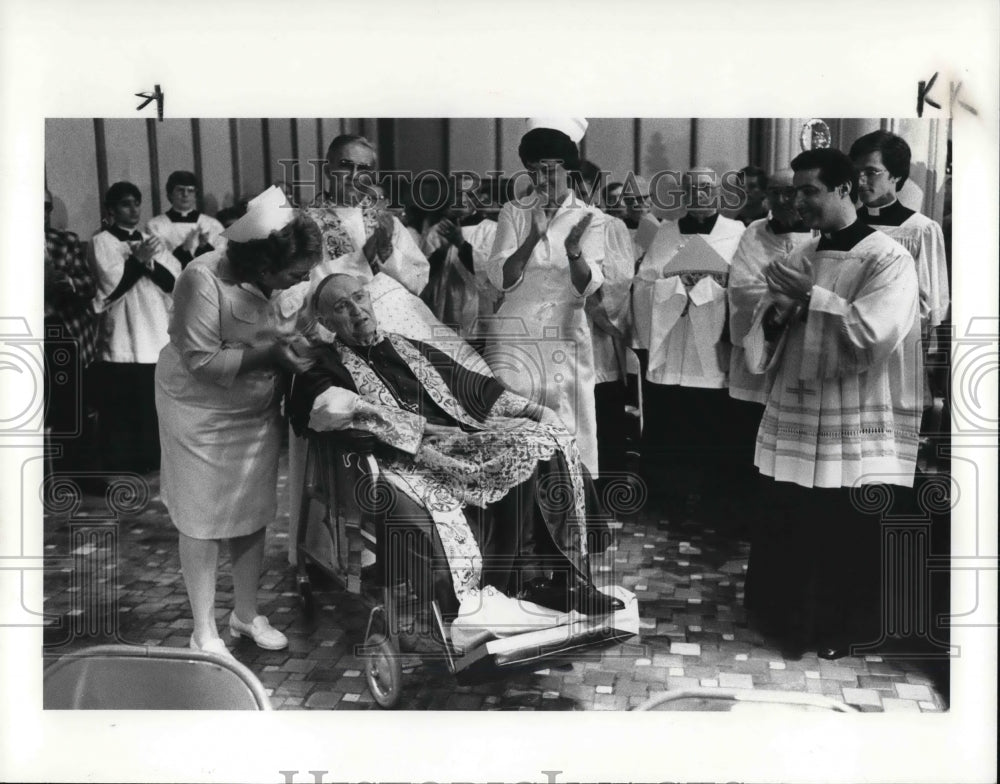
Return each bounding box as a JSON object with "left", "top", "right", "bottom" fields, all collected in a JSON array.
[
  {"left": 336, "top": 159, "right": 375, "bottom": 174},
  {"left": 765, "top": 187, "right": 797, "bottom": 201},
  {"left": 856, "top": 167, "right": 888, "bottom": 181}
]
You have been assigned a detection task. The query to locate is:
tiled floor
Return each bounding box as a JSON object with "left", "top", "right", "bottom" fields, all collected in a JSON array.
[{"left": 41, "top": 453, "right": 951, "bottom": 712}]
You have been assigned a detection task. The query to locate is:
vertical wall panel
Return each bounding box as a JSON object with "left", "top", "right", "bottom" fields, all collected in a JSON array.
[
  {"left": 198, "top": 118, "right": 235, "bottom": 212},
  {"left": 103, "top": 119, "right": 155, "bottom": 227},
  {"left": 499, "top": 118, "right": 524, "bottom": 179},
  {"left": 892, "top": 117, "right": 946, "bottom": 221},
  {"left": 45, "top": 119, "right": 101, "bottom": 234},
  {"left": 394, "top": 119, "right": 447, "bottom": 175},
  {"left": 449, "top": 118, "right": 496, "bottom": 178},
  {"left": 695, "top": 118, "right": 749, "bottom": 175},
  {"left": 235, "top": 119, "right": 265, "bottom": 200},
  {"left": 639, "top": 119, "right": 691, "bottom": 220},
  {"left": 839, "top": 118, "right": 880, "bottom": 151},
  {"left": 154, "top": 119, "right": 195, "bottom": 204},
  {"left": 267, "top": 118, "right": 295, "bottom": 185},
  {"left": 295, "top": 118, "right": 322, "bottom": 205},
  {"left": 585, "top": 118, "right": 636, "bottom": 186}
]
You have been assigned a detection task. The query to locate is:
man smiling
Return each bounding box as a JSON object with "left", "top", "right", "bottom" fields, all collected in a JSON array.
[{"left": 742, "top": 148, "right": 922, "bottom": 660}]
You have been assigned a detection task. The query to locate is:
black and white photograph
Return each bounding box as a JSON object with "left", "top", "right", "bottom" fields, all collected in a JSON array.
[{"left": 2, "top": 2, "right": 997, "bottom": 783}]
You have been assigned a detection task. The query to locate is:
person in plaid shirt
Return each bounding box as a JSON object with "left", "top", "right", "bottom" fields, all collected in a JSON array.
[{"left": 44, "top": 187, "right": 102, "bottom": 487}]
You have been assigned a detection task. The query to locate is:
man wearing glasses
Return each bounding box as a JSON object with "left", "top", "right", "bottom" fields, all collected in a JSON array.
[
  {"left": 302, "top": 134, "right": 429, "bottom": 298},
  {"left": 849, "top": 130, "right": 949, "bottom": 337}
]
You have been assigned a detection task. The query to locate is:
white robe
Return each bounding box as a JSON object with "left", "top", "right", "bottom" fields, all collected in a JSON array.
[
  {"left": 727, "top": 218, "right": 812, "bottom": 403},
  {"left": 744, "top": 231, "right": 922, "bottom": 489},
  {"left": 862, "top": 207, "right": 950, "bottom": 330},
  {"left": 146, "top": 212, "right": 226, "bottom": 259},
  {"left": 633, "top": 215, "right": 745, "bottom": 388},
  {"left": 589, "top": 214, "right": 635, "bottom": 384},
  {"left": 88, "top": 228, "right": 181, "bottom": 363},
  {"left": 483, "top": 194, "right": 605, "bottom": 476}
]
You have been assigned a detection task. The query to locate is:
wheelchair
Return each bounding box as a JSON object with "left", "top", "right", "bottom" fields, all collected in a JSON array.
[{"left": 293, "top": 429, "right": 639, "bottom": 709}]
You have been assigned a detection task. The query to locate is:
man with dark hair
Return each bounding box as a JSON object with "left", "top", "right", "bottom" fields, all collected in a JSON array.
[
  {"left": 735, "top": 165, "right": 769, "bottom": 225},
  {"left": 88, "top": 181, "right": 180, "bottom": 473},
  {"left": 147, "top": 170, "right": 225, "bottom": 269},
  {"left": 849, "top": 130, "right": 950, "bottom": 334},
  {"left": 741, "top": 148, "right": 922, "bottom": 660}
]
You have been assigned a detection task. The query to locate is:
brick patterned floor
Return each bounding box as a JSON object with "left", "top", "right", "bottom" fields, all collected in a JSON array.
[{"left": 41, "top": 454, "right": 950, "bottom": 712}]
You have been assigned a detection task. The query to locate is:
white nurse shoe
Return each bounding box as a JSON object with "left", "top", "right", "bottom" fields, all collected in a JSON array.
[{"left": 228, "top": 613, "right": 289, "bottom": 650}]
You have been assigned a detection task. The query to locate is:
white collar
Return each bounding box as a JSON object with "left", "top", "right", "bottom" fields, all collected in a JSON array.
[{"left": 864, "top": 197, "right": 897, "bottom": 216}]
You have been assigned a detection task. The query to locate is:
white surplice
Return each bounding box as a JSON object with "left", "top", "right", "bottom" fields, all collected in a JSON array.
[
  {"left": 589, "top": 214, "right": 635, "bottom": 384},
  {"left": 744, "top": 231, "right": 922, "bottom": 489},
  {"left": 147, "top": 211, "right": 226, "bottom": 259},
  {"left": 633, "top": 215, "right": 745, "bottom": 388},
  {"left": 862, "top": 206, "right": 950, "bottom": 330},
  {"left": 483, "top": 193, "right": 605, "bottom": 476},
  {"left": 727, "top": 218, "right": 812, "bottom": 403}
]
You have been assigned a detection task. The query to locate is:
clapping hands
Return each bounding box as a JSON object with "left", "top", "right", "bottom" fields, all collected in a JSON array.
[
  {"left": 564, "top": 213, "right": 593, "bottom": 258},
  {"left": 765, "top": 257, "right": 813, "bottom": 303},
  {"left": 436, "top": 218, "right": 464, "bottom": 248},
  {"left": 133, "top": 237, "right": 163, "bottom": 270},
  {"left": 363, "top": 211, "right": 395, "bottom": 268}
]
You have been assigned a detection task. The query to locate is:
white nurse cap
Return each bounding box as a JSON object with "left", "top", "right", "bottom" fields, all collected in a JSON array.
[
  {"left": 524, "top": 117, "right": 589, "bottom": 144},
  {"left": 221, "top": 185, "right": 296, "bottom": 242}
]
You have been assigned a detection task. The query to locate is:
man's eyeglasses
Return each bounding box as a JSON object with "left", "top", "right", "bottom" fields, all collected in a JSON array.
[
  {"left": 336, "top": 159, "right": 375, "bottom": 174},
  {"left": 856, "top": 167, "right": 888, "bottom": 181},
  {"left": 765, "top": 187, "right": 797, "bottom": 201}
]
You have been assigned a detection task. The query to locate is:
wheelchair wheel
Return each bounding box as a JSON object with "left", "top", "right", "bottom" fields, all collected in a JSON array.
[{"left": 365, "top": 633, "right": 402, "bottom": 709}]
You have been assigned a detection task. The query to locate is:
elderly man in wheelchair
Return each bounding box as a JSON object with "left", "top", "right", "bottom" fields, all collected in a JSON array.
[{"left": 287, "top": 272, "right": 625, "bottom": 636}]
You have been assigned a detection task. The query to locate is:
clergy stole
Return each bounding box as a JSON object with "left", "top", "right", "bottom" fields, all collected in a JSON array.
[{"left": 335, "top": 334, "right": 590, "bottom": 600}]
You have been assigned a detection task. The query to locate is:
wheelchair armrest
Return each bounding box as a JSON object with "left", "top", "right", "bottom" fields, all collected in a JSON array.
[{"left": 312, "top": 427, "right": 380, "bottom": 455}]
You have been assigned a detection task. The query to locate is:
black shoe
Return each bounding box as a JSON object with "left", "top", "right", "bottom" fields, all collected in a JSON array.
[
  {"left": 817, "top": 644, "right": 850, "bottom": 660},
  {"left": 518, "top": 577, "right": 571, "bottom": 612},
  {"left": 568, "top": 583, "right": 625, "bottom": 617}
]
